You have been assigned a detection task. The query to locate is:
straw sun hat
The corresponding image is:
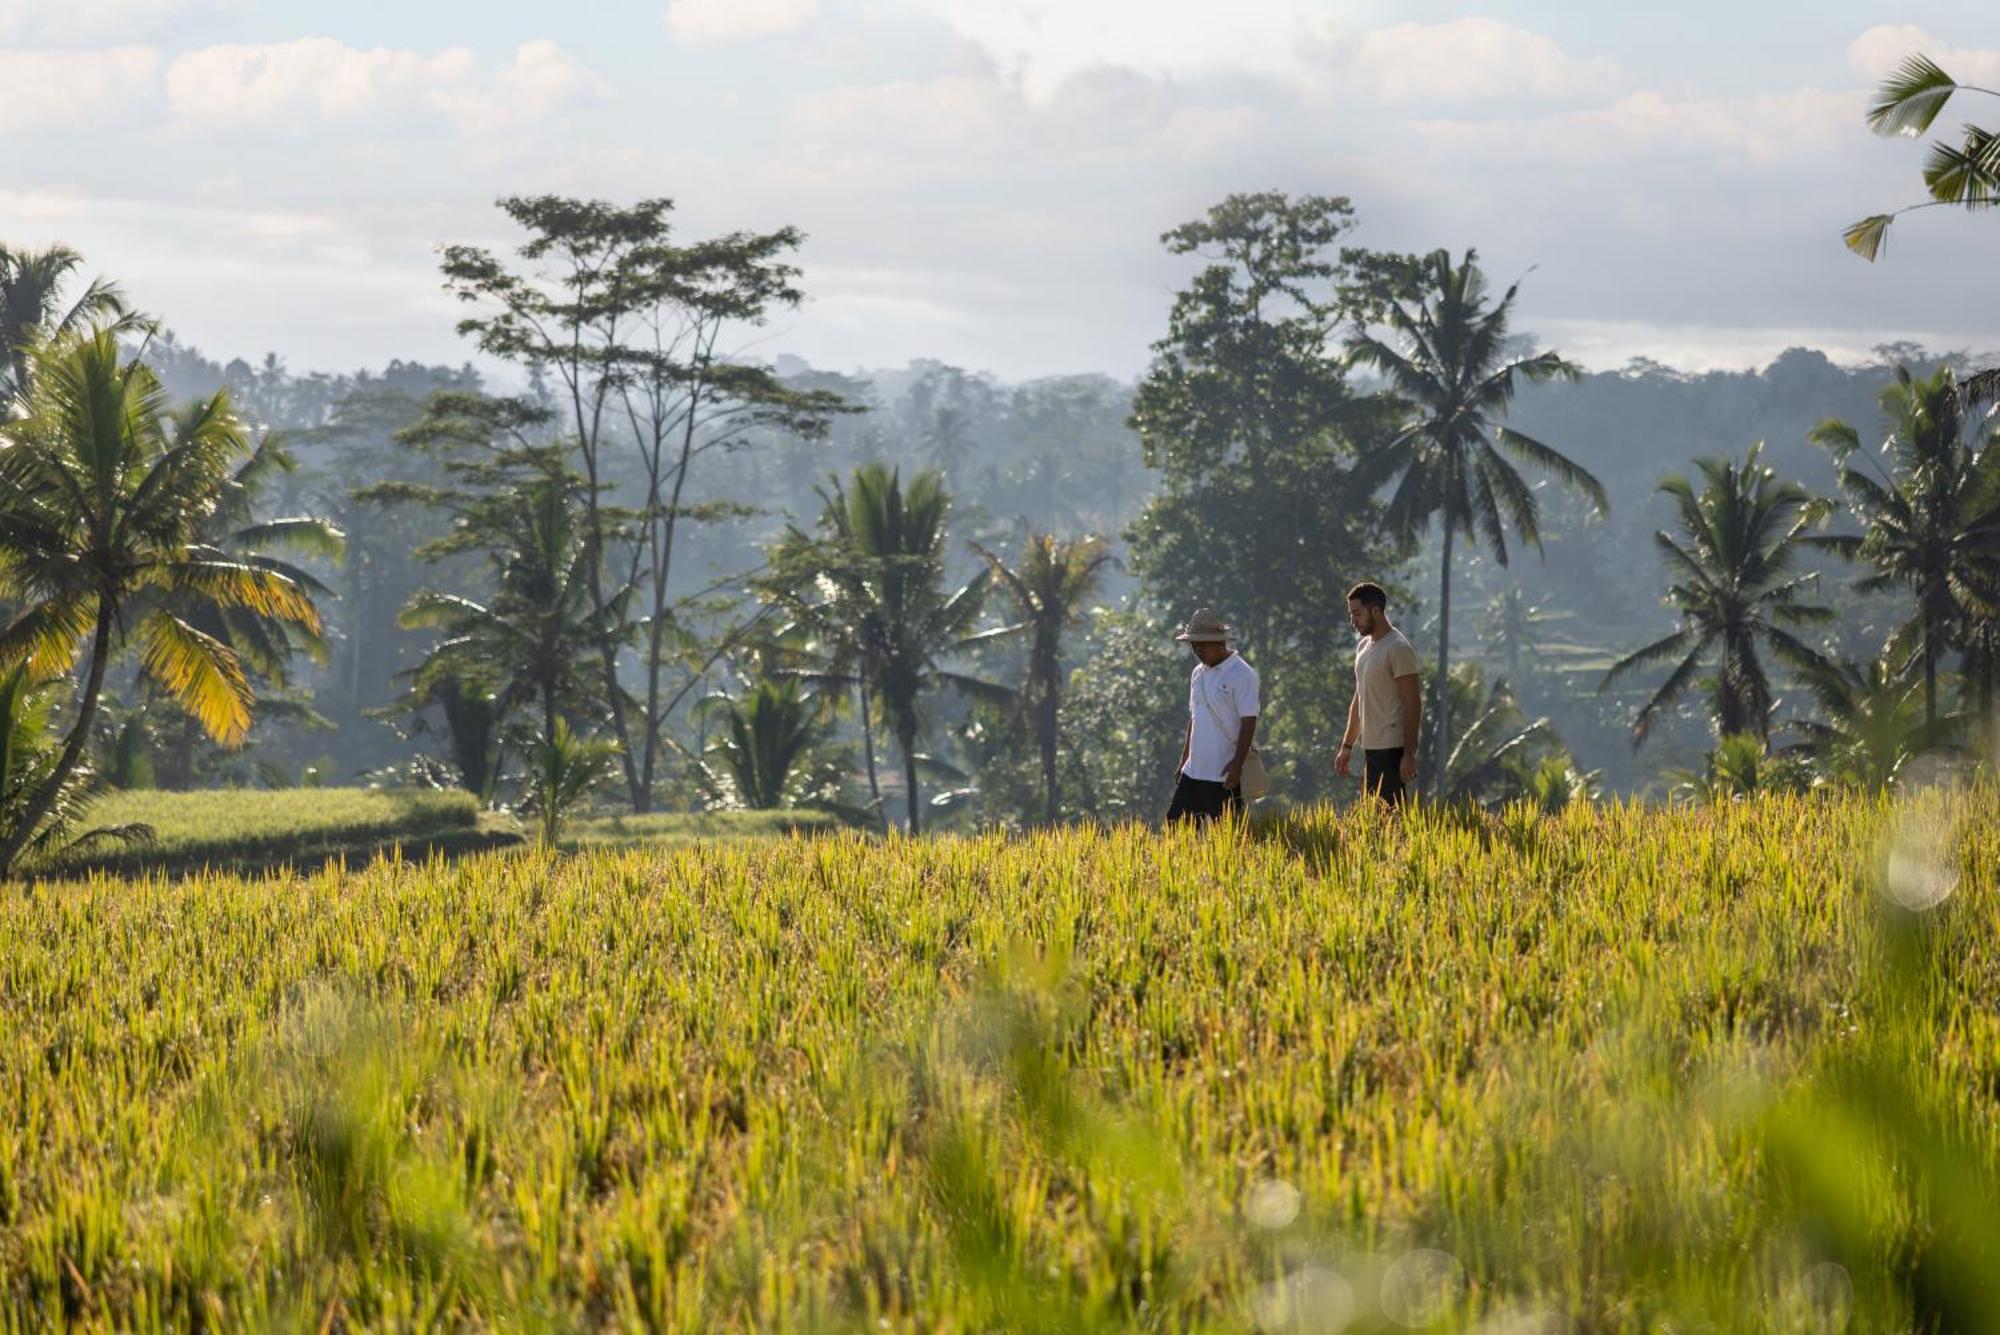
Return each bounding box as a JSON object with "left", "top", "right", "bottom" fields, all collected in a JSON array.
[{"left": 1173, "top": 608, "right": 1233, "bottom": 643}]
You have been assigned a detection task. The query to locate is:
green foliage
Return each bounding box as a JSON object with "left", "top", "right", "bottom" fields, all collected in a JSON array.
[
  {"left": 1, "top": 793, "right": 1996, "bottom": 1327},
  {"left": 973, "top": 531, "right": 1113, "bottom": 823},
  {"left": 1788, "top": 654, "right": 1965, "bottom": 789},
  {"left": 1847, "top": 51, "right": 2000, "bottom": 258},
  {"left": 1809, "top": 363, "right": 2000, "bottom": 724},
  {"left": 523, "top": 718, "right": 618, "bottom": 846},
  {"left": 0, "top": 243, "right": 142, "bottom": 400},
  {"left": 439, "top": 195, "right": 854, "bottom": 810},
  {"left": 0, "top": 330, "right": 325, "bottom": 874},
  {"left": 765, "top": 464, "right": 1005, "bottom": 833},
  {"left": 1127, "top": 193, "right": 1407, "bottom": 798},
  {"left": 1349, "top": 247, "right": 1607, "bottom": 781},
  {"left": 1049, "top": 609, "right": 1189, "bottom": 823},
  {"left": 1603, "top": 443, "right": 1836, "bottom": 746},
  {"left": 699, "top": 677, "right": 824, "bottom": 810}
]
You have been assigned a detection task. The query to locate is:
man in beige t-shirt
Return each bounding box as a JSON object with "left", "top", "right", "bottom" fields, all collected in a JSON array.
[{"left": 1336, "top": 581, "right": 1422, "bottom": 804}]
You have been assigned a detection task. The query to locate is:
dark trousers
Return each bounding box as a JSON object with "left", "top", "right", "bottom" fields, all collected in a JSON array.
[
  {"left": 1364, "top": 747, "right": 1407, "bottom": 806},
  {"left": 1166, "top": 774, "right": 1242, "bottom": 824}
]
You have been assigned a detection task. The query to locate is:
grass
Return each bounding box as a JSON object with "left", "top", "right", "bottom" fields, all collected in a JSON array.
[
  {"left": 30, "top": 786, "right": 512, "bottom": 877},
  {"left": 562, "top": 807, "right": 838, "bottom": 849},
  {"left": 2, "top": 790, "right": 1997, "bottom": 1330}
]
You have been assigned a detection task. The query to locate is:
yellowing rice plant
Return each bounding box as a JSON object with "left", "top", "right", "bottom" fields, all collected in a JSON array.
[{"left": 3, "top": 791, "right": 1997, "bottom": 1331}]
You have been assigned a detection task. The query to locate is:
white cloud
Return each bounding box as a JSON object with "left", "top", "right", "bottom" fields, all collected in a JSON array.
[
  {"left": 0, "top": 47, "right": 160, "bottom": 130},
  {"left": 1414, "top": 87, "right": 1859, "bottom": 167},
  {"left": 1333, "top": 19, "right": 1624, "bottom": 104},
  {"left": 940, "top": 3, "right": 1621, "bottom": 106},
  {"left": 1849, "top": 25, "right": 2000, "bottom": 88},
  {"left": 425, "top": 40, "right": 609, "bottom": 132},
  {"left": 666, "top": 0, "right": 818, "bottom": 45},
  {"left": 0, "top": 0, "right": 188, "bottom": 45},
  {"left": 162, "top": 37, "right": 602, "bottom": 130},
  {"left": 944, "top": 0, "right": 1317, "bottom": 102}
]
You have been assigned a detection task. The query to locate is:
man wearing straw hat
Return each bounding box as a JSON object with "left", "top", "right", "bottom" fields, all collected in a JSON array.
[{"left": 1166, "top": 608, "right": 1259, "bottom": 824}]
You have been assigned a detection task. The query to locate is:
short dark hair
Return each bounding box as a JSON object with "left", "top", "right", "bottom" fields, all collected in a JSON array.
[{"left": 1346, "top": 581, "right": 1388, "bottom": 609}]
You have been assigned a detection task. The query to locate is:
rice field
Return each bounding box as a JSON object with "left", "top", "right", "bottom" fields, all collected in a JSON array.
[{"left": 3, "top": 791, "right": 1997, "bottom": 1331}]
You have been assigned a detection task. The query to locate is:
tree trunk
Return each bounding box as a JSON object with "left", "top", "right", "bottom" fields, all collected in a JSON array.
[
  {"left": 0, "top": 604, "right": 113, "bottom": 876},
  {"left": 858, "top": 680, "right": 886, "bottom": 835},
  {"left": 172, "top": 713, "right": 198, "bottom": 790},
  {"left": 1923, "top": 609, "right": 1939, "bottom": 727},
  {"left": 1040, "top": 677, "right": 1060, "bottom": 825},
  {"left": 902, "top": 727, "right": 922, "bottom": 836},
  {"left": 1431, "top": 522, "right": 1454, "bottom": 790}
]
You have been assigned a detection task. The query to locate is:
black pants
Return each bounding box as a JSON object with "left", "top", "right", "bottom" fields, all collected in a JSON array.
[
  {"left": 1364, "top": 747, "right": 1407, "bottom": 806},
  {"left": 1166, "top": 774, "right": 1242, "bottom": 824}
]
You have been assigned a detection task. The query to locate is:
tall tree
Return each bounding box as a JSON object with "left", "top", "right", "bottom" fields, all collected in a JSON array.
[
  {"left": 1808, "top": 364, "right": 2000, "bottom": 725},
  {"left": 1843, "top": 52, "right": 1999, "bottom": 261},
  {"left": 1601, "top": 445, "right": 1835, "bottom": 746},
  {"left": 0, "top": 331, "right": 323, "bottom": 874},
  {"left": 1348, "top": 248, "right": 1609, "bottom": 784},
  {"left": 767, "top": 464, "right": 1004, "bottom": 833},
  {"left": 973, "top": 532, "right": 1112, "bottom": 823},
  {"left": 1128, "top": 192, "right": 1409, "bottom": 796},
  {"left": 0, "top": 243, "right": 142, "bottom": 400},
  {"left": 441, "top": 196, "right": 848, "bottom": 810}
]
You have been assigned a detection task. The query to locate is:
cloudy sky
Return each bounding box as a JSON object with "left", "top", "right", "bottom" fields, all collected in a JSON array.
[{"left": 3, "top": 0, "right": 1995, "bottom": 382}]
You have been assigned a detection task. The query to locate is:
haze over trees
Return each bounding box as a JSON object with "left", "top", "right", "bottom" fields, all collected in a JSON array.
[{"left": 0, "top": 38, "right": 1996, "bottom": 851}]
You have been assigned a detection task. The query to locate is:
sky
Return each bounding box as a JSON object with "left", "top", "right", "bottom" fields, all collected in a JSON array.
[{"left": 3, "top": 0, "right": 1996, "bottom": 383}]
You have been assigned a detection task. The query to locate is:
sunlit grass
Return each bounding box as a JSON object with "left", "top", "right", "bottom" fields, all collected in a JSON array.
[
  {"left": 28, "top": 786, "right": 496, "bottom": 877},
  {"left": 2, "top": 790, "right": 1995, "bottom": 1329}
]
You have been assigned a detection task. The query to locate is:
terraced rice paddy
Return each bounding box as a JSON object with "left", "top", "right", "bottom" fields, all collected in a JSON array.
[{"left": 3, "top": 791, "right": 1996, "bottom": 1330}]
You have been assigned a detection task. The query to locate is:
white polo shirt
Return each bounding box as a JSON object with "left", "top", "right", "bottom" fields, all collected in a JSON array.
[{"left": 1182, "top": 652, "right": 1260, "bottom": 783}]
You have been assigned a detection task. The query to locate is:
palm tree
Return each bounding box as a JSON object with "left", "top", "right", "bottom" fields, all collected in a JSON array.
[
  {"left": 397, "top": 476, "right": 605, "bottom": 749},
  {"left": 1423, "top": 664, "right": 1560, "bottom": 804},
  {"left": 0, "top": 330, "right": 323, "bottom": 874},
  {"left": 1478, "top": 584, "right": 1577, "bottom": 685},
  {"left": 1843, "top": 53, "right": 1999, "bottom": 260},
  {"left": 1348, "top": 248, "right": 1608, "bottom": 783},
  {"left": 0, "top": 244, "right": 143, "bottom": 399},
  {"left": 1601, "top": 445, "right": 1836, "bottom": 746},
  {"left": 149, "top": 430, "right": 346, "bottom": 787},
  {"left": 973, "top": 531, "right": 1113, "bottom": 823},
  {"left": 1808, "top": 364, "right": 2000, "bottom": 725},
  {"left": 773, "top": 464, "right": 1005, "bottom": 834},
  {"left": 701, "top": 677, "right": 823, "bottom": 810},
  {"left": 1787, "top": 654, "right": 1961, "bottom": 790}
]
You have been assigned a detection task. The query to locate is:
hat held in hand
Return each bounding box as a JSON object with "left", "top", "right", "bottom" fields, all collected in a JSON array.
[{"left": 1174, "top": 608, "right": 1232, "bottom": 643}]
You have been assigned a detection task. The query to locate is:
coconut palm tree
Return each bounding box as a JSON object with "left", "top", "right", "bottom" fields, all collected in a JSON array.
[
  {"left": 397, "top": 475, "right": 605, "bottom": 749},
  {"left": 1808, "top": 364, "right": 2000, "bottom": 725},
  {"left": 0, "top": 244, "right": 144, "bottom": 399},
  {"left": 772, "top": 464, "right": 1005, "bottom": 833},
  {"left": 1787, "top": 654, "right": 1961, "bottom": 790},
  {"left": 0, "top": 330, "right": 323, "bottom": 874},
  {"left": 1601, "top": 445, "right": 1836, "bottom": 747},
  {"left": 1843, "top": 53, "right": 1999, "bottom": 261},
  {"left": 973, "top": 531, "right": 1113, "bottom": 823},
  {"left": 148, "top": 430, "right": 346, "bottom": 786},
  {"left": 1347, "top": 248, "right": 1608, "bottom": 784}
]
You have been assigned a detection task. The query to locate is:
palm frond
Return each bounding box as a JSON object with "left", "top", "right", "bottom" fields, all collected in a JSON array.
[
  {"left": 1866, "top": 54, "right": 1960, "bottom": 137},
  {"left": 138, "top": 610, "right": 254, "bottom": 746}
]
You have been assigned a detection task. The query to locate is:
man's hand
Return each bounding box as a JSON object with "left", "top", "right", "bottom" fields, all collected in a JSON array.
[
  {"left": 1335, "top": 743, "right": 1353, "bottom": 777},
  {"left": 1400, "top": 749, "right": 1417, "bottom": 783},
  {"left": 1223, "top": 760, "right": 1243, "bottom": 790}
]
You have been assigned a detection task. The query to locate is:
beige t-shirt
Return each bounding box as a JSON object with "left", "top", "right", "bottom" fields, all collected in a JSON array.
[{"left": 1354, "top": 629, "right": 1420, "bottom": 749}]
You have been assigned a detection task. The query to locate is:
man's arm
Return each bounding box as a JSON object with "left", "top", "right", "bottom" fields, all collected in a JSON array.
[
  {"left": 1224, "top": 716, "right": 1257, "bottom": 790},
  {"left": 1396, "top": 672, "right": 1422, "bottom": 782},
  {"left": 1178, "top": 718, "right": 1191, "bottom": 774},
  {"left": 1336, "top": 692, "right": 1359, "bottom": 777}
]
